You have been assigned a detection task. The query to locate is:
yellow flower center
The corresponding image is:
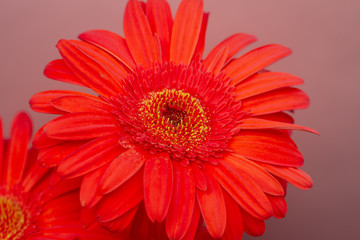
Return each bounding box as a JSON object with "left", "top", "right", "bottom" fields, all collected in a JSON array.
[
  {"left": 138, "top": 89, "right": 211, "bottom": 152},
  {"left": 0, "top": 195, "right": 29, "bottom": 240}
]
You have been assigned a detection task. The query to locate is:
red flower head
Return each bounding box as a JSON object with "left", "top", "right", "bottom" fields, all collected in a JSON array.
[
  {"left": 30, "top": 0, "right": 318, "bottom": 239},
  {"left": 0, "top": 112, "right": 125, "bottom": 239}
]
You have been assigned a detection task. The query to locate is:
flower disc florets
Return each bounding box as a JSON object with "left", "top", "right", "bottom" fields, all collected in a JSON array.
[
  {"left": 138, "top": 88, "right": 211, "bottom": 151},
  {"left": 112, "top": 62, "right": 242, "bottom": 164},
  {"left": 0, "top": 194, "right": 30, "bottom": 240}
]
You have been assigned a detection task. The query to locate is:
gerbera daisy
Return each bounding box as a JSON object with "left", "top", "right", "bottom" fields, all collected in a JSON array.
[
  {"left": 30, "top": 0, "right": 317, "bottom": 239},
  {"left": 0, "top": 112, "right": 125, "bottom": 240}
]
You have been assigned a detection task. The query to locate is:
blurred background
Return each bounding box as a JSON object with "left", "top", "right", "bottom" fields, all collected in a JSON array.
[{"left": 1, "top": 0, "right": 359, "bottom": 239}]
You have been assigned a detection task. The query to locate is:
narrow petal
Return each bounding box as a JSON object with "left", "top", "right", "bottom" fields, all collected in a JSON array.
[
  {"left": 170, "top": 0, "right": 203, "bottom": 64},
  {"left": 257, "top": 162, "right": 313, "bottom": 190},
  {"left": 124, "top": 0, "right": 159, "bottom": 67},
  {"left": 96, "top": 169, "right": 144, "bottom": 222},
  {"left": 204, "top": 33, "right": 257, "bottom": 64},
  {"left": 240, "top": 87, "right": 310, "bottom": 116},
  {"left": 50, "top": 95, "right": 114, "bottom": 113},
  {"left": 224, "top": 44, "right": 292, "bottom": 85},
  {"left": 57, "top": 39, "right": 124, "bottom": 98},
  {"left": 80, "top": 164, "right": 109, "bottom": 208},
  {"left": 130, "top": 204, "right": 151, "bottom": 239},
  {"left": 30, "top": 90, "right": 81, "bottom": 114},
  {"left": 222, "top": 153, "right": 284, "bottom": 196},
  {"left": 192, "top": 12, "right": 209, "bottom": 61},
  {"left": 147, "top": 0, "right": 173, "bottom": 61},
  {"left": 230, "top": 133, "right": 303, "bottom": 167},
  {"left": 196, "top": 167, "right": 226, "bottom": 238},
  {"left": 222, "top": 190, "right": 243, "bottom": 240},
  {"left": 6, "top": 112, "right": 32, "bottom": 189},
  {"left": 267, "top": 195, "right": 287, "bottom": 218},
  {"left": 32, "top": 126, "right": 63, "bottom": 149},
  {"left": 21, "top": 158, "right": 49, "bottom": 192},
  {"left": 203, "top": 47, "right": 229, "bottom": 75},
  {"left": 166, "top": 162, "right": 196, "bottom": 240},
  {"left": 79, "top": 30, "right": 136, "bottom": 70},
  {"left": 235, "top": 72, "right": 304, "bottom": 100},
  {"left": 241, "top": 208, "right": 265, "bottom": 236},
  {"left": 181, "top": 202, "right": 200, "bottom": 240},
  {"left": 38, "top": 141, "right": 85, "bottom": 167},
  {"left": 256, "top": 112, "right": 294, "bottom": 123},
  {"left": 100, "top": 205, "right": 139, "bottom": 232},
  {"left": 100, "top": 148, "right": 146, "bottom": 194},
  {"left": 144, "top": 152, "right": 173, "bottom": 222},
  {"left": 57, "top": 134, "right": 124, "bottom": 178},
  {"left": 211, "top": 164, "right": 272, "bottom": 220},
  {"left": 44, "top": 59, "right": 86, "bottom": 86},
  {"left": 191, "top": 163, "right": 207, "bottom": 191},
  {"left": 44, "top": 112, "right": 119, "bottom": 140},
  {"left": 240, "top": 117, "right": 319, "bottom": 134}
]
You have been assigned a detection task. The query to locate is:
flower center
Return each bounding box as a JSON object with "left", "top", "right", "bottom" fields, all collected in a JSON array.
[
  {"left": 0, "top": 195, "right": 29, "bottom": 240},
  {"left": 138, "top": 89, "right": 211, "bottom": 153}
]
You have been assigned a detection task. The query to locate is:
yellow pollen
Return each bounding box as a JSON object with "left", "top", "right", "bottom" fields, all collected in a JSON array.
[
  {"left": 138, "top": 89, "right": 211, "bottom": 151},
  {"left": 0, "top": 196, "right": 29, "bottom": 240}
]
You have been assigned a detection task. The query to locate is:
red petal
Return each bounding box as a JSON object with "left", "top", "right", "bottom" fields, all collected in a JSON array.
[
  {"left": 57, "top": 134, "right": 124, "bottom": 178},
  {"left": 211, "top": 164, "right": 272, "bottom": 220},
  {"left": 241, "top": 208, "right": 265, "bottom": 236},
  {"left": 222, "top": 190, "right": 243, "bottom": 240},
  {"left": 100, "top": 205, "right": 139, "bottom": 232},
  {"left": 147, "top": 0, "right": 173, "bottom": 61},
  {"left": 21, "top": 158, "right": 49, "bottom": 192},
  {"left": 235, "top": 72, "right": 304, "bottom": 100},
  {"left": 166, "top": 162, "right": 196, "bottom": 240},
  {"left": 38, "top": 141, "right": 86, "bottom": 168},
  {"left": 30, "top": 90, "right": 81, "bottom": 114},
  {"left": 204, "top": 33, "right": 257, "bottom": 65},
  {"left": 196, "top": 167, "right": 226, "bottom": 238},
  {"left": 222, "top": 153, "right": 284, "bottom": 196},
  {"left": 144, "top": 152, "right": 172, "bottom": 222},
  {"left": 100, "top": 148, "right": 146, "bottom": 194},
  {"left": 96, "top": 169, "right": 144, "bottom": 222},
  {"left": 182, "top": 202, "right": 201, "bottom": 240},
  {"left": 57, "top": 39, "right": 124, "bottom": 98},
  {"left": 44, "top": 59, "right": 85, "bottom": 86},
  {"left": 240, "top": 87, "right": 310, "bottom": 116},
  {"left": 267, "top": 194, "right": 287, "bottom": 218},
  {"left": 203, "top": 47, "right": 229, "bottom": 75},
  {"left": 130, "top": 204, "right": 151, "bottom": 239},
  {"left": 230, "top": 133, "right": 303, "bottom": 167},
  {"left": 224, "top": 44, "right": 291, "bottom": 85},
  {"left": 79, "top": 30, "right": 136, "bottom": 71},
  {"left": 80, "top": 164, "right": 109, "bottom": 208},
  {"left": 240, "top": 117, "right": 318, "bottom": 134},
  {"left": 50, "top": 95, "right": 114, "bottom": 114},
  {"left": 257, "top": 162, "right": 313, "bottom": 190},
  {"left": 191, "top": 163, "right": 207, "bottom": 191},
  {"left": 44, "top": 112, "right": 118, "bottom": 140},
  {"left": 124, "top": 0, "right": 159, "bottom": 67},
  {"left": 256, "top": 112, "right": 294, "bottom": 124},
  {"left": 192, "top": 13, "right": 209, "bottom": 61},
  {"left": 6, "top": 112, "right": 32, "bottom": 188},
  {"left": 32, "top": 125, "right": 63, "bottom": 149},
  {"left": 170, "top": 0, "right": 203, "bottom": 64}
]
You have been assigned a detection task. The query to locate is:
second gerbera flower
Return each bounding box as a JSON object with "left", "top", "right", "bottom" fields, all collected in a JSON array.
[{"left": 30, "top": 0, "right": 317, "bottom": 239}]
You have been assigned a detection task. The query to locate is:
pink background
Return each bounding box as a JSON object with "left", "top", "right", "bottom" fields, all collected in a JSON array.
[{"left": 1, "top": 0, "right": 359, "bottom": 239}]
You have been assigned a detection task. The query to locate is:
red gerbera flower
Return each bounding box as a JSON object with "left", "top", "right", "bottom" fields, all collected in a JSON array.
[
  {"left": 0, "top": 112, "right": 126, "bottom": 240},
  {"left": 30, "top": 0, "right": 317, "bottom": 239}
]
